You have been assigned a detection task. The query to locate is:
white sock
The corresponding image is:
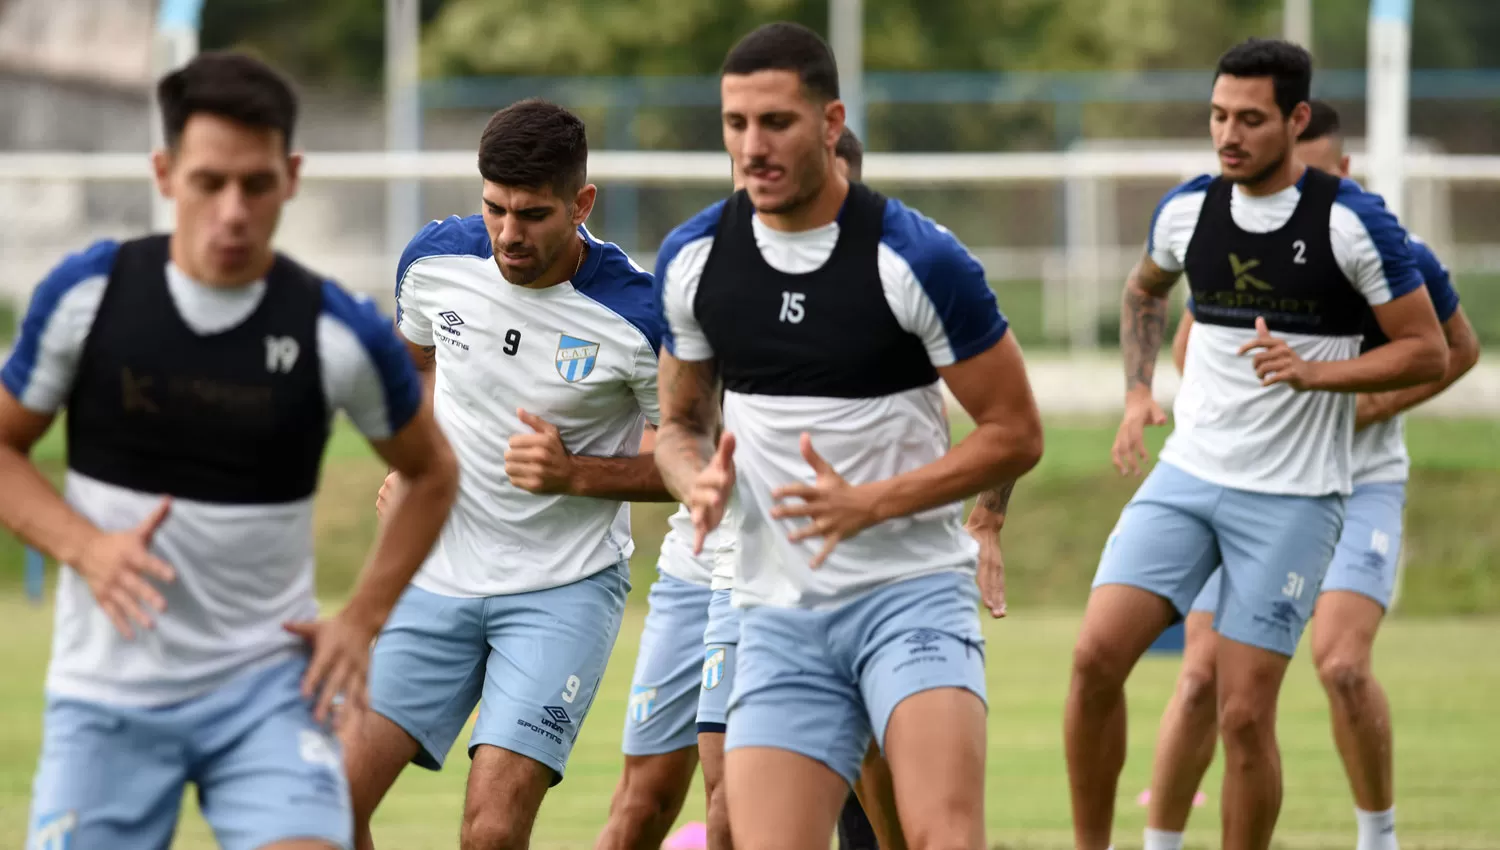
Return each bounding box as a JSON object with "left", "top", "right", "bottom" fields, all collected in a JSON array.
[
  {"left": 1143, "top": 828, "right": 1185, "bottom": 850},
  {"left": 1356, "top": 807, "right": 1399, "bottom": 850}
]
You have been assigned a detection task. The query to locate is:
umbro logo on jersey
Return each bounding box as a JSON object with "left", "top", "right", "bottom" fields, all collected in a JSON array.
[
  {"left": 556, "top": 334, "right": 600, "bottom": 383},
  {"left": 438, "top": 311, "right": 465, "bottom": 336}
]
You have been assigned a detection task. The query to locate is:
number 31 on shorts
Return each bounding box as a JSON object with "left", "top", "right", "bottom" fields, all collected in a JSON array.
[{"left": 1282, "top": 572, "right": 1307, "bottom": 600}]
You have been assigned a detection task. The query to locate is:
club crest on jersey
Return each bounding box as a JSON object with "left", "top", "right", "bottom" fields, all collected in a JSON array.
[
  {"left": 555, "top": 334, "right": 600, "bottom": 382},
  {"left": 628, "top": 685, "right": 657, "bottom": 724},
  {"left": 703, "top": 647, "right": 727, "bottom": 691}
]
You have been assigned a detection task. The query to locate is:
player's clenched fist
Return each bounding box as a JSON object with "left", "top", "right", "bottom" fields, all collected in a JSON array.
[
  {"left": 74, "top": 497, "right": 177, "bottom": 639},
  {"left": 375, "top": 472, "right": 405, "bottom": 521},
  {"left": 505, "top": 408, "right": 576, "bottom": 494},
  {"left": 689, "top": 432, "right": 736, "bottom": 554}
]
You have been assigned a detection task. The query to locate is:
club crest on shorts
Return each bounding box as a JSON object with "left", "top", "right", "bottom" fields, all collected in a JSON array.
[
  {"left": 555, "top": 334, "right": 600, "bottom": 382},
  {"left": 703, "top": 647, "right": 727, "bottom": 690},
  {"left": 628, "top": 685, "right": 657, "bottom": 724},
  {"left": 32, "top": 810, "right": 77, "bottom": 850}
]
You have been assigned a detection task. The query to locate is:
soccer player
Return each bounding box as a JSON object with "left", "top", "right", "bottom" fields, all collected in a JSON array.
[
  {"left": 1064, "top": 40, "right": 1448, "bottom": 850},
  {"left": 1142, "top": 99, "right": 1481, "bottom": 850},
  {"left": 595, "top": 125, "right": 873, "bottom": 850},
  {"left": 655, "top": 22, "right": 1044, "bottom": 850},
  {"left": 0, "top": 52, "right": 458, "bottom": 850},
  {"left": 342, "top": 99, "right": 673, "bottom": 850}
]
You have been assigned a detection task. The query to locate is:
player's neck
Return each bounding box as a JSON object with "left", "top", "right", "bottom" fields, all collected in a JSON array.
[
  {"left": 1238, "top": 159, "right": 1307, "bottom": 198},
  {"left": 517, "top": 234, "right": 587, "bottom": 291},
  {"left": 168, "top": 235, "right": 274, "bottom": 289},
  {"left": 757, "top": 173, "right": 850, "bottom": 233}
]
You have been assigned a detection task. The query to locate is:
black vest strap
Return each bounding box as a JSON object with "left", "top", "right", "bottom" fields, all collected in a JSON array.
[
  {"left": 66, "top": 236, "right": 332, "bottom": 504},
  {"left": 1184, "top": 167, "right": 1366, "bottom": 337}
]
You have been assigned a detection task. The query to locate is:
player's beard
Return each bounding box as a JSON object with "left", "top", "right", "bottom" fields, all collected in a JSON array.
[
  {"left": 1229, "top": 143, "right": 1290, "bottom": 189},
  {"left": 755, "top": 144, "right": 829, "bottom": 218},
  {"left": 495, "top": 231, "right": 567, "bottom": 287}
]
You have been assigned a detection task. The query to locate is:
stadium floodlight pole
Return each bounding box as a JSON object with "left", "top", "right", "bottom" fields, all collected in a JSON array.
[
  {"left": 386, "top": 0, "right": 423, "bottom": 275},
  {"left": 829, "top": 0, "right": 865, "bottom": 141},
  {"left": 150, "top": 0, "right": 205, "bottom": 232},
  {"left": 1367, "top": 0, "right": 1412, "bottom": 219},
  {"left": 1283, "top": 0, "right": 1313, "bottom": 48}
]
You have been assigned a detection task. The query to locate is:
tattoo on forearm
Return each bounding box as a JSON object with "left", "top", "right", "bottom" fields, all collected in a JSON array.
[
  {"left": 1122, "top": 262, "right": 1170, "bottom": 391},
  {"left": 417, "top": 346, "right": 437, "bottom": 371},
  {"left": 977, "top": 480, "right": 1015, "bottom": 515},
  {"left": 655, "top": 358, "right": 721, "bottom": 499}
]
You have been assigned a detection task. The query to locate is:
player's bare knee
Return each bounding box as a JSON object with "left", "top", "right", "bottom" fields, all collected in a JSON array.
[
  {"left": 461, "top": 808, "right": 529, "bottom": 850},
  {"left": 1176, "top": 664, "right": 1219, "bottom": 720},
  {"left": 1217, "top": 692, "right": 1276, "bottom": 757},
  {"left": 1070, "top": 634, "right": 1130, "bottom": 695},
  {"left": 902, "top": 818, "right": 982, "bottom": 850},
  {"left": 1316, "top": 651, "right": 1373, "bottom": 705}
]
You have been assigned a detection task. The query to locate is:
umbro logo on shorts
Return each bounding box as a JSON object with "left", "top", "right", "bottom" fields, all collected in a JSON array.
[{"left": 543, "top": 705, "right": 571, "bottom": 725}]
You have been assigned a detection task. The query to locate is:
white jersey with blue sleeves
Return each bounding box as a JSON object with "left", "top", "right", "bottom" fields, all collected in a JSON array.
[
  {"left": 657, "top": 196, "right": 1005, "bottom": 610},
  {"left": 1151, "top": 173, "right": 1424, "bottom": 496},
  {"left": 0, "top": 242, "right": 420, "bottom": 707},
  {"left": 395, "top": 216, "right": 663, "bottom": 597},
  {"left": 1353, "top": 235, "right": 1462, "bottom": 485}
]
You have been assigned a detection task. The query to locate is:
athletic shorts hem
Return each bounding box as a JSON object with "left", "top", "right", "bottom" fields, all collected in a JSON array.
[
  {"left": 1214, "top": 619, "right": 1296, "bottom": 659},
  {"left": 1091, "top": 578, "right": 1189, "bottom": 618},
  {"left": 467, "top": 734, "right": 568, "bottom": 786},
  {"left": 1316, "top": 583, "right": 1390, "bottom": 613},
  {"left": 621, "top": 732, "right": 700, "bottom": 758},
  {"left": 372, "top": 706, "right": 452, "bottom": 772},
  {"left": 696, "top": 721, "right": 726, "bottom": 735},
  {"left": 722, "top": 736, "right": 858, "bottom": 788},
  {"left": 875, "top": 683, "right": 988, "bottom": 751},
  {"left": 245, "top": 831, "right": 352, "bottom": 850}
]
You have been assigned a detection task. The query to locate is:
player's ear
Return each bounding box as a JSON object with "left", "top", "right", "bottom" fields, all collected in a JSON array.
[
  {"left": 1289, "top": 100, "right": 1312, "bottom": 140},
  {"left": 824, "top": 100, "right": 846, "bottom": 152},
  {"left": 284, "top": 151, "right": 303, "bottom": 201},
  {"left": 151, "top": 148, "right": 174, "bottom": 200},
  {"left": 1339, "top": 154, "right": 1351, "bottom": 178},
  {"left": 570, "top": 183, "right": 597, "bottom": 226}
]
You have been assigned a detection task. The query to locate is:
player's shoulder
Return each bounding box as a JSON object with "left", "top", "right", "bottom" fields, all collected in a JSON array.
[
  {"left": 1153, "top": 174, "right": 1214, "bottom": 217},
  {"left": 37, "top": 238, "right": 120, "bottom": 299},
  {"left": 658, "top": 200, "right": 726, "bottom": 270},
  {"left": 879, "top": 197, "right": 983, "bottom": 281},
  {"left": 318, "top": 279, "right": 399, "bottom": 349},
  {"left": 397, "top": 215, "right": 492, "bottom": 282},
  {"left": 1330, "top": 178, "right": 1403, "bottom": 230},
  {"left": 572, "top": 228, "right": 666, "bottom": 355}
]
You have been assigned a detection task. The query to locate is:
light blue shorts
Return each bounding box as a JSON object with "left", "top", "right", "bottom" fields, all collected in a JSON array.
[
  {"left": 696, "top": 588, "right": 743, "bottom": 733},
  {"left": 368, "top": 562, "right": 629, "bottom": 783},
  {"left": 29, "top": 656, "right": 351, "bottom": 850},
  {"left": 724, "top": 571, "right": 987, "bottom": 786},
  {"left": 1192, "top": 481, "right": 1407, "bottom": 614},
  {"left": 1094, "top": 461, "right": 1345, "bottom": 657},
  {"left": 622, "top": 571, "right": 713, "bottom": 756}
]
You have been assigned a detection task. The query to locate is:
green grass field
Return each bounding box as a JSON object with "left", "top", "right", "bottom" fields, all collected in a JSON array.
[{"left": 0, "top": 417, "right": 1497, "bottom": 848}]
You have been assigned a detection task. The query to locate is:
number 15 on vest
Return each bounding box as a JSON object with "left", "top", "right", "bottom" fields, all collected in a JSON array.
[{"left": 779, "top": 291, "right": 806, "bottom": 324}]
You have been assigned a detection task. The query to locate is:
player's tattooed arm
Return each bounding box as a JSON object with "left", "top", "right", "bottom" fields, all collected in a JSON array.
[
  {"left": 971, "top": 480, "right": 1015, "bottom": 523},
  {"left": 654, "top": 352, "right": 722, "bottom": 503},
  {"left": 1121, "top": 254, "right": 1181, "bottom": 394}
]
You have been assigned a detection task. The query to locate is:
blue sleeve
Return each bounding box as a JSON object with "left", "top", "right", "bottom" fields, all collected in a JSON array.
[
  {"left": 578, "top": 245, "right": 668, "bottom": 357},
  {"left": 1148, "top": 175, "right": 1213, "bottom": 255},
  {"left": 321, "top": 281, "right": 422, "bottom": 436},
  {"left": 395, "top": 215, "right": 490, "bottom": 326},
  {"left": 1410, "top": 238, "right": 1460, "bottom": 323},
  {"left": 1337, "top": 179, "right": 1423, "bottom": 301},
  {"left": 882, "top": 201, "right": 1007, "bottom": 363},
  {"left": 653, "top": 201, "right": 724, "bottom": 358},
  {"left": 1, "top": 239, "right": 117, "bottom": 403}
]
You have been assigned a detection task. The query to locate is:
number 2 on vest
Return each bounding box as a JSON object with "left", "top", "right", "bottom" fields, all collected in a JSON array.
[
  {"left": 1292, "top": 239, "right": 1307, "bottom": 265},
  {"left": 778, "top": 291, "right": 806, "bottom": 324}
]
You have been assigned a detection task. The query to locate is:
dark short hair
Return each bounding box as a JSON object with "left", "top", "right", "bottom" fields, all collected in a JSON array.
[
  {"left": 1214, "top": 38, "right": 1312, "bottom": 118},
  {"left": 721, "top": 22, "right": 840, "bottom": 102},
  {"left": 1298, "top": 99, "right": 1341, "bottom": 143},
  {"left": 157, "top": 51, "right": 298, "bottom": 151},
  {"left": 835, "top": 127, "right": 863, "bottom": 178},
  {"left": 478, "top": 99, "right": 588, "bottom": 196}
]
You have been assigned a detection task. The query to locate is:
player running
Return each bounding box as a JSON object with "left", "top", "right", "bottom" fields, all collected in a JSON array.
[
  {"left": 341, "top": 99, "right": 674, "bottom": 850},
  {"left": 1141, "top": 100, "right": 1481, "bottom": 850},
  {"left": 1065, "top": 39, "right": 1449, "bottom": 850},
  {"left": 594, "top": 126, "right": 873, "bottom": 850},
  {"left": 655, "top": 22, "right": 1043, "bottom": 850},
  {"left": 1, "top": 52, "right": 458, "bottom": 850}
]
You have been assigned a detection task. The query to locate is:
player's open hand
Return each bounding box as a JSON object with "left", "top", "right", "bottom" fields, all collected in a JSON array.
[
  {"left": 74, "top": 497, "right": 176, "bottom": 639},
  {"left": 375, "top": 472, "right": 404, "bottom": 521},
  {"left": 689, "top": 432, "right": 736, "bottom": 554},
  {"left": 965, "top": 519, "right": 1007, "bottom": 618},
  {"left": 506, "top": 409, "right": 575, "bottom": 494},
  {"left": 1238, "top": 316, "right": 1320, "bottom": 390},
  {"left": 1112, "top": 395, "right": 1167, "bottom": 477},
  {"left": 771, "top": 433, "right": 879, "bottom": 569},
  {"left": 284, "top": 611, "right": 377, "bottom": 727}
]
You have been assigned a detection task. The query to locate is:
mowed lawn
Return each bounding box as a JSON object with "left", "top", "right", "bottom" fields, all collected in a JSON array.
[{"left": 0, "top": 417, "right": 1496, "bottom": 848}]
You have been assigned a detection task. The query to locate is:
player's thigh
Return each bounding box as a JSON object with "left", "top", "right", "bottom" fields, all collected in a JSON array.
[
  {"left": 29, "top": 697, "right": 187, "bottom": 850},
  {"left": 463, "top": 744, "right": 556, "bottom": 843},
  {"left": 339, "top": 708, "right": 422, "bottom": 818},
  {"left": 1213, "top": 488, "right": 1345, "bottom": 657},
  {"left": 1319, "top": 482, "right": 1407, "bottom": 612},
  {"left": 882, "top": 687, "right": 987, "bottom": 848},
  {"left": 1311, "top": 590, "right": 1385, "bottom": 674},
  {"left": 192, "top": 659, "right": 352, "bottom": 850},
  {"left": 367, "top": 584, "right": 488, "bottom": 770},
  {"left": 1093, "top": 461, "right": 1223, "bottom": 615},
  {"left": 726, "top": 604, "right": 869, "bottom": 788},
  {"left": 475, "top": 562, "right": 630, "bottom": 783},
  {"left": 623, "top": 574, "right": 713, "bottom": 758},
  {"left": 725, "top": 746, "right": 849, "bottom": 850}
]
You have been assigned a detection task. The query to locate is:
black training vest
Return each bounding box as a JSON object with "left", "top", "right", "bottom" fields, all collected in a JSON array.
[
  {"left": 694, "top": 183, "right": 938, "bottom": 398},
  {"left": 66, "top": 236, "right": 331, "bottom": 504},
  {"left": 1184, "top": 167, "right": 1366, "bottom": 337}
]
